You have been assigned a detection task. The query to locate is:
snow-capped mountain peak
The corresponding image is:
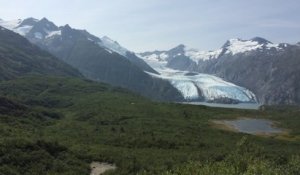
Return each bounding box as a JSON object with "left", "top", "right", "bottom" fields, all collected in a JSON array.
[
  {"left": 184, "top": 47, "right": 222, "bottom": 62},
  {"left": 222, "top": 37, "right": 281, "bottom": 55},
  {"left": 35, "top": 18, "right": 58, "bottom": 32},
  {"left": 139, "top": 44, "right": 222, "bottom": 66},
  {"left": 19, "top": 17, "right": 39, "bottom": 26},
  {"left": 0, "top": 19, "right": 22, "bottom": 30},
  {"left": 251, "top": 37, "right": 272, "bottom": 45},
  {"left": 0, "top": 18, "right": 132, "bottom": 57},
  {"left": 0, "top": 17, "right": 61, "bottom": 39},
  {"left": 139, "top": 37, "right": 289, "bottom": 70},
  {"left": 172, "top": 44, "right": 186, "bottom": 50},
  {"left": 63, "top": 24, "right": 72, "bottom": 30}
]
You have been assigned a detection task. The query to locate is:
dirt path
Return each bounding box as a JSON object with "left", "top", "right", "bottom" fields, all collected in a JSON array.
[{"left": 90, "top": 162, "right": 117, "bottom": 175}]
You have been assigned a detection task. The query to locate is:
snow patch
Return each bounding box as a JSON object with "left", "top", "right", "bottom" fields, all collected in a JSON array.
[
  {"left": 105, "top": 49, "right": 113, "bottom": 54},
  {"left": 185, "top": 48, "right": 222, "bottom": 62},
  {"left": 138, "top": 53, "right": 168, "bottom": 70},
  {"left": 14, "top": 25, "right": 33, "bottom": 36},
  {"left": 99, "top": 36, "right": 128, "bottom": 57},
  {"left": 225, "top": 39, "right": 280, "bottom": 55},
  {"left": 160, "top": 53, "right": 169, "bottom": 60},
  {"left": 139, "top": 53, "right": 168, "bottom": 62},
  {"left": 46, "top": 30, "right": 61, "bottom": 38},
  {"left": 0, "top": 19, "right": 22, "bottom": 30},
  {"left": 0, "top": 19, "right": 34, "bottom": 36},
  {"left": 34, "top": 32, "right": 43, "bottom": 39},
  {"left": 87, "top": 38, "right": 94, "bottom": 42}
]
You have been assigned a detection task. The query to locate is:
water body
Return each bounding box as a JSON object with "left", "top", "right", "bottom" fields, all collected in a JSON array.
[
  {"left": 221, "top": 118, "right": 283, "bottom": 134},
  {"left": 183, "top": 102, "right": 261, "bottom": 110}
]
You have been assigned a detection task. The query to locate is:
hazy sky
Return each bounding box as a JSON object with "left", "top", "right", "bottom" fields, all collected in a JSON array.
[{"left": 0, "top": 0, "right": 300, "bottom": 52}]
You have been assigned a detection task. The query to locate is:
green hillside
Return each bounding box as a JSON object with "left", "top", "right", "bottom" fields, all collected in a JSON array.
[
  {"left": 0, "top": 75, "right": 299, "bottom": 174},
  {"left": 0, "top": 27, "right": 82, "bottom": 80}
]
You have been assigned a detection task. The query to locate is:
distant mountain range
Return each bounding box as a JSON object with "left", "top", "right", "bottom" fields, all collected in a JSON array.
[
  {"left": 139, "top": 38, "right": 300, "bottom": 105},
  {"left": 0, "top": 18, "right": 182, "bottom": 102},
  {"left": 1, "top": 17, "right": 299, "bottom": 105}
]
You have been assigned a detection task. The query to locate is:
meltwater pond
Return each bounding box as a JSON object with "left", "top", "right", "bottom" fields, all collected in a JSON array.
[{"left": 217, "top": 118, "right": 283, "bottom": 135}]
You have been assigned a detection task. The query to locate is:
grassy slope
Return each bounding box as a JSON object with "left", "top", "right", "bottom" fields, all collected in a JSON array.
[{"left": 0, "top": 76, "right": 300, "bottom": 174}]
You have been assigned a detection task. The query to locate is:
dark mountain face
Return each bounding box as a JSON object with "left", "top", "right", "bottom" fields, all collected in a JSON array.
[
  {"left": 8, "top": 18, "right": 181, "bottom": 101},
  {"left": 208, "top": 45, "right": 300, "bottom": 105},
  {"left": 26, "top": 18, "right": 59, "bottom": 42},
  {"left": 139, "top": 44, "right": 197, "bottom": 71},
  {"left": 125, "top": 52, "right": 158, "bottom": 74},
  {"left": 139, "top": 50, "right": 166, "bottom": 57},
  {"left": 250, "top": 37, "right": 272, "bottom": 45},
  {"left": 19, "top": 17, "right": 38, "bottom": 26},
  {"left": 0, "top": 27, "right": 82, "bottom": 80},
  {"left": 187, "top": 39, "right": 299, "bottom": 105},
  {"left": 165, "top": 45, "right": 198, "bottom": 70}
]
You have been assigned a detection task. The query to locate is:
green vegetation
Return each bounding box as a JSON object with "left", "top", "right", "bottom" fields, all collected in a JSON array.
[
  {"left": 0, "top": 76, "right": 300, "bottom": 174},
  {"left": 162, "top": 136, "right": 300, "bottom": 175}
]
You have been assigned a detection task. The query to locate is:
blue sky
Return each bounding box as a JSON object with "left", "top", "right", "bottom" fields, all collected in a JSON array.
[{"left": 0, "top": 0, "right": 300, "bottom": 52}]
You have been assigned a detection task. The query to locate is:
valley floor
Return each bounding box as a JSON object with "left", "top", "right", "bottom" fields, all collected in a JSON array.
[{"left": 0, "top": 76, "right": 300, "bottom": 175}]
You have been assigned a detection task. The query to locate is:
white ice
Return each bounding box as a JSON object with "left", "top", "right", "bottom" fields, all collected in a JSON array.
[
  {"left": 225, "top": 38, "right": 281, "bottom": 55},
  {"left": 46, "top": 30, "right": 61, "bottom": 38},
  {"left": 143, "top": 56, "right": 257, "bottom": 102}
]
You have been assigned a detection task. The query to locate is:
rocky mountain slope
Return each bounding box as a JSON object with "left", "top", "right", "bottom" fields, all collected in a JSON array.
[
  {"left": 0, "top": 18, "right": 181, "bottom": 101},
  {"left": 0, "top": 26, "right": 82, "bottom": 80},
  {"left": 140, "top": 37, "right": 300, "bottom": 104}
]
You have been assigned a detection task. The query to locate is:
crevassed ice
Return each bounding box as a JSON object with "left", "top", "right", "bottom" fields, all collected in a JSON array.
[
  {"left": 146, "top": 69, "right": 257, "bottom": 102},
  {"left": 171, "top": 80, "right": 199, "bottom": 100}
]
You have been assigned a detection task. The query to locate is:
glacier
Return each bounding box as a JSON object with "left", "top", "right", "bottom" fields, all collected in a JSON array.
[{"left": 142, "top": 57, "right": 257, "bottom": 103}]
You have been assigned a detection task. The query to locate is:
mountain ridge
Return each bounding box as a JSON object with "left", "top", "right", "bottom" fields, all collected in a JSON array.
[
  {"left": 0, "top": 17, "right": 181, "bottom": 101},
  {"left": 0, "top": 26, "right": 82, "bottom": 80},
  {"left": 139, "top": 37, "right": 300, "bottom": 104}
]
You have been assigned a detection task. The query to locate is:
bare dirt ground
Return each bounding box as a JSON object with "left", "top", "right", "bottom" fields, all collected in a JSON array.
[{"left": 90, "top": 162, "right": 117, "bottom": 175}]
